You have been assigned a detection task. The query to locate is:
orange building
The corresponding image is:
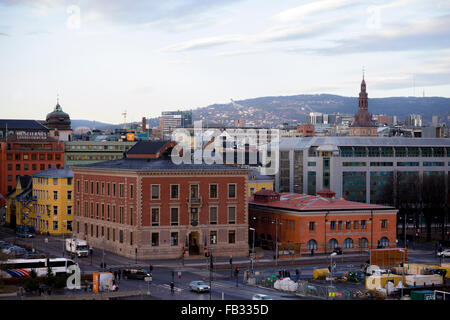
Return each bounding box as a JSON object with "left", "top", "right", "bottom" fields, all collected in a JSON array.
[
  {"left": 296, "top": 124, "right": 315, "bottom": 137},
  {"left": 0, "top": 120, "right": 65, "bottom": 206},
  {"left": 249, "top": 189, "right": 397, "bottom": 255}
]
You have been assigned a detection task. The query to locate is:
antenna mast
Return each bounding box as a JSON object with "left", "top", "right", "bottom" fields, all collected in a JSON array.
[{"left": 122, "top": 110, "right": 127, "bottom": 129}]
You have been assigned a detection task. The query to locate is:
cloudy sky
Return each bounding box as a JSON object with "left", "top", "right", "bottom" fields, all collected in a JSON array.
[{"left": 1, "top": 0, "right": 449, "bottom": 124}]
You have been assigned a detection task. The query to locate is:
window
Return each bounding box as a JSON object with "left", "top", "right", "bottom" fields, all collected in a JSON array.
[
  {"left": 307, "top": 239, "right": 317, "bottom": 250},
  {"left": 53, "top": 221, "right": 58, "bottom": 231},
  {"left": 338, "top": 221, "right": 343, "bottom": 230},
  {"left": 119, "top": 206, "right": 124, "bottom": 224},
  {"left": 151, "top": 208, "right": 160, "bottom": 226},
  {"left": 250, "top": 187, "right": 255, "bottom": 196},
  {"left": 190, "top": 184, "right": 199, "bottom": 199},
  {"left": 361, "top": 220, "right": 366, "bottom": 229},
  {"left": 228, "top": 206, "right": 236, "bottom": 224},
  {"left": 96, "top": 203, "right": 99, "bottom": 219},
  {"left": 210, "top": 231, "right": 217, "bottom": 244},
  {"left": 112, "top": 183, "right": 116, "bottom": 197},
  {"left": 328, "top": 238, "right": 338, "bottom": 250},
  {"left": 353, "top": 221, "right": 359, "bottom": 229},
  {"left": 67, "top": 206, "right": 72, "bottom": 215},
  {"left": 107, "top": 205, "right": 110, "bottom": 221},
  {"left": 209, "top": 184, "right": 218, "bottom": 199},
  {"left": 101, "top": 183, "right": 105, "bottom": 195},
  {"left": 112, "top": 206, "right": 116, "bottom": 222},
  {"left": 152, "top": 233, "right": 159, "bottom": 246},
  {"left": 24, "top": 164, "right": 29, "bottom": 171},
  {"left": 309, "top": 222, "right": 315, "bottom": 231},
  {"left": 67, "top": 190, "right": 72, "bottom": 200},
  {"left": 381, "top": 219, "right": 387, "bottom": 229},
  {"left": 129, "top": 207, "right": 133, "bottom": 225},
  {"left": 40, "top": 164, "right": 45, "bottom": 170},
  {"left": 90, "top": 181, "right": 94, "bottom": 194},
  {"left": 359, "top": 238, "right": 369, "bottom": 248},
  {"left": 130, "top": 232, "right": 133, "bottom": 246},
  {"left": 16, "top": 164, "right": 21, "bottom": 170},
  {"left": 130, "top": 184, "right": 134, "bottom": 199},
  {"left": 209, "top": 207, "right": 218, "bottom": 225},
  {"left": 53, "top": 178, "right": 58, "bottom": 185},
  {"left": 53, "top": 206, "right": 58, "bottom": 216},
  {"left": 330, "top": 221, "right": 336, "bottom": 230},
  {"left": 170, "top": 208, "right": 179, "bottom": 226},
  {"left": 228, "top": 230, "right": 236, "bottom": 244},
  {"left": 67, "top": 177, "right": 72, "bottom": 185},
  {"left": 379, "top": 237, "right": 389, "bottom": 248},
  {"left": 7, "top": 164, "right": 12, "bottom": 170},
  {"left": 119, "top": 183, "right": 124, "bottom": 197},
  {"left": 101, "top": 203, "right": 105, "bottom": 220},
  {"left": 343, "top": 238, "right": 353, "bottom": 249},
  {"left": 107, "top": 183, "right": 110, "bottom": 196},
  {"left": 151, "top": 185, "right": 160, "bottom": 200},
  {"left": 170, "top": 185, "right": 179, "bottom": 199},
  {"left": 119, "top": 230, "right": 123, "bottom": 243},
  {"left": 170, "top": 232, "right": 178, "bottom": 246},
  {"left": 53, "top": 191, "right": 58, "bottom": 200},
  {"left": 346, "top": 221, "right": 351, "bottom": 230},
  {"left": 228, "top": 184, "right": 236, "bottom": 198}
]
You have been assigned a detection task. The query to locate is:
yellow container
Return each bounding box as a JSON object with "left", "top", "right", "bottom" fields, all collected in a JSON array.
[
  {"left": 313, "top": 268, "right": 330, "bottom": 279},
  {"left": 365, "top": 274, "right": 403, "bottom": 291}
]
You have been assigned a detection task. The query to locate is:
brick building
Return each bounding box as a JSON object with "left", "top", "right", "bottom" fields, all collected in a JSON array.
[
  {"left": 71, "top": 141, "right": 251, "bottom": 259},
  {"left": 249, "top": 189, "right": 397, "bottom": 255},
  {"left": 0, "top": 120, "right": 65, "bottom": 206}
]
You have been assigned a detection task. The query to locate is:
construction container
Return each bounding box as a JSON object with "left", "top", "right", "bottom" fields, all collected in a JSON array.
[
  {"left": 410, "top": 290, "right": 435, "bottom": 300},
  {"left": 405, "top": 274, "right": 443, "bottom": 287},
  {"left": 365, "top": 274, "right": 403, "bottom": 291},
  {"left": 313, "top": 268, "right": 330, "bottom": 279}
]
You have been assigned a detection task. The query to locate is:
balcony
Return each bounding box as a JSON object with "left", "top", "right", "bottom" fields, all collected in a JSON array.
[{"left": 187, "top": 197, "right": 202, "bottom": 206}]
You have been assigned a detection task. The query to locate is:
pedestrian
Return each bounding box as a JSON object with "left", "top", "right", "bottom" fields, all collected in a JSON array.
[
  {"left": 114, "top": 270, "right": 118, "bottom": 281},
  {"left": 170, "top": 281, "right": 174, "bottom": 295},
  {"left": 118, "top": 269, "right": 121, "bottom": 281}
]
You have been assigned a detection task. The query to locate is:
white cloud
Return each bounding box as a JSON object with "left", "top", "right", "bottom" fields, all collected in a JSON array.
[
  {"left": 162, "top": 34, "right": 245, "bottom": 52},
  {"left": 272, "top": 0, "right": 359, "bottom": 22}
]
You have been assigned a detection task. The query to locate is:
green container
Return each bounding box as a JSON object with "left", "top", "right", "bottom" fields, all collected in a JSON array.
[{"left": 410, "top": 290, "right": 435, "bottom": 300}]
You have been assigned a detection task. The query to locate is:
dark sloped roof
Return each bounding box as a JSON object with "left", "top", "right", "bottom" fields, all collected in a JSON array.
[
  {"left": 71, "top": 157, "right": 250, "bottom": 172},
  {"left": 249, "top": 170, "right": 273, "bottom": 181},
  {"left": 126, "top": 140, "right": 172, "bottom": 155},
  {"left": 0, "top": 119, "right": 49, "bottom": 131},
  {"left": 33, "top": 168, "right": 73, "bottom": 178}
]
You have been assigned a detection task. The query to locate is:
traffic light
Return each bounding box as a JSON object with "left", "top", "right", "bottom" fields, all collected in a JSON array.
[{"left": 204, "top": 248, "right": 210, "bottom": 257}]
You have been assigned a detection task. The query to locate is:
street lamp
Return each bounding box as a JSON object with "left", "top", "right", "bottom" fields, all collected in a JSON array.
[
  {"left": 399, "top": 248, "right": 406, "bottom": 299},
  {"left": 249, "top": 227, "right": 255, "bottom": 274},
  {"left": 329, "top": 252, "right": 337, "bottom": 294}
]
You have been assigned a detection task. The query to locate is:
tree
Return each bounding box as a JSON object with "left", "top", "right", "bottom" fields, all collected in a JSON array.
[
  {"left": 24, "top": 270, "right": 39, "bottom": 293},
  {"left": 44, "top": 266, "right": 55, "bottom": 287}
]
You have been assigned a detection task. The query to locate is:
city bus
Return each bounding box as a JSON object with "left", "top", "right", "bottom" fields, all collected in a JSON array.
[{"left": 0, "top": 258, "right": 76, "bottom": 278}]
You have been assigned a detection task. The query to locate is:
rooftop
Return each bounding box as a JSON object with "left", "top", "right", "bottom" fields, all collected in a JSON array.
[
  {"left": 33, "top": 167, "right": 73, "bottom": 178},
  {"left": 0, "top": 119, "right": 49, "bottom": 131},
  {"left": 249, "top": 191, "right": 394, "bottom": 212},
  {"left": 71, "top": 157, "right": 251, "bottom": 173},
  {"left": 278, "top": 136, "right": 450, "bottom": 150}
]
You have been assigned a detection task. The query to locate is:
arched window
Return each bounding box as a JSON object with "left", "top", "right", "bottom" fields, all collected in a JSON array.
[
  {"left": 307, "top": 239, "right": 317, "bottom": 250},
  {"left": 359, "top": 237, "right": 369, "bottom": 248},
  {"left": 343, "top": 238, "right": 353, "bottom": 249},
  {"left": 380, "top": 237, "right": 389, "bottom": 248},
  {"left": 328, "top": 238, "right": 338, "bottom": 250}
]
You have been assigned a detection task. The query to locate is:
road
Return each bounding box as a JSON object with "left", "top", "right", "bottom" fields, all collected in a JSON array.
[{"left": 1, "top": 225, "right": 447, "bottom": 300}]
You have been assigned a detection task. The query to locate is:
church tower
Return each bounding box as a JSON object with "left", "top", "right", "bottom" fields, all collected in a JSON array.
[{"left": 349, "top": 73, "right": 377, "bottom": 137}]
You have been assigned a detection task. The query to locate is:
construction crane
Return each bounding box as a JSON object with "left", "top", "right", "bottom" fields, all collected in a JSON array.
[{"left": 122, "top": 110, "right": 127, "bottom": 129}]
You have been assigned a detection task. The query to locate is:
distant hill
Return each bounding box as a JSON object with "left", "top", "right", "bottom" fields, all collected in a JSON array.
[
  {"left": 73, "top": 94, "right": 450, "bottom": 130},
  {"left": 190, "top": 94, "right": 450, "bottom": 127}
]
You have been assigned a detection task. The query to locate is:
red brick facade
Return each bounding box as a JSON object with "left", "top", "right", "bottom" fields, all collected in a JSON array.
[
  {"left": 249, "top": 191, "right": 397, "bottom": 255},
  {"left": 72, "top": 168, "right": 250, "bottom": 259},
  {"left": 0, "top": 138, "right": 65, "bottom": 204}
]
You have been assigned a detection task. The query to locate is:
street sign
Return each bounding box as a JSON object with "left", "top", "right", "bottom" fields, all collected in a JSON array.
[{"left": 145, "top": 277, "right": 152, "bottom": 282}]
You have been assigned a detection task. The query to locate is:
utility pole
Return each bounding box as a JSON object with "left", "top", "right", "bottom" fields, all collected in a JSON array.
[
  {"left": 250, "top": 227, "right": 255, "bottom": 274},
  {"left": 102, "top": 236, "right": 105, "bottom": 271}
]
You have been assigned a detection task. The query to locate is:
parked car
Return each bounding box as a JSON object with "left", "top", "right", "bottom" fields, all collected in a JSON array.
[
  {"left": 189, "top": 281, "right": 210, "bottom": 293},
  {"left": 23, "top": 252, "right": 46, "bottom": 259},
  {"left": 252, "top": 294, "right": 273, "bottom": 300},
  {"left": 3, "top": 246, "right": 28, "bottom": 256},
  {"left": 437, "top": 249, "right": 450, "bottom": 258},
  {"left": 0, "top": 242, "right": 12, "bottom": 249},
  {"left": 333, "top": 247, "right": 343, "bottom": 255},
  {"left": 122, "top": 268, "right": 151, "bottom": 280},
  {"left": 17, "top": 231, "right": 34, "bottom": 238}
]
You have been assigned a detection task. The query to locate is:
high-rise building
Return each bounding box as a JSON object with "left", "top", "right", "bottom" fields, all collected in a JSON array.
[
  {"left": 160, "top": 110, "right": 193, "bottom": 138},
  {"left": 406, "top": 114, "right": 422, "bottom": 127},
  {"left": 306, "top": 112, "right": 323, "bottom": 125}
]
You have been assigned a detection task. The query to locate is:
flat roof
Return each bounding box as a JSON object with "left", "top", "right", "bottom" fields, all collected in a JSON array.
[{"left": 278, "top": 137, "right": 450, "bottom": 150}]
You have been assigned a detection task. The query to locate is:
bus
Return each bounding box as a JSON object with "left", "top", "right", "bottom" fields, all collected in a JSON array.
[{"left": 0, "top": 258, "right": 76, "bottom": 278}]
